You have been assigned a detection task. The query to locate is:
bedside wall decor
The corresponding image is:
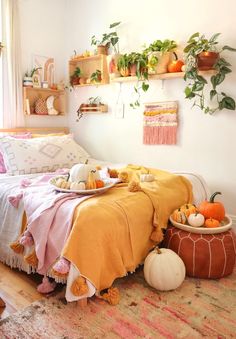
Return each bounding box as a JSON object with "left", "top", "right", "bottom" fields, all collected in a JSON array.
[
  {"left": 32, "top": 54, "right": 55, "bottom": 87},
  {"left": 143, "top": 101, "right": 178, "bottom": 145}
]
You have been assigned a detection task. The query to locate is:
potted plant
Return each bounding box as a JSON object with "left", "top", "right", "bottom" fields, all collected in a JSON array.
[
  {"left": 127, "top": 52, "right": 149, "bottom": 108},
  {"left": 183, "top": 32, "right": 236, "bottom": 114},
  {"left": 90, "top": 69, "right": 102, "bottom": 83},
  {"left": 70, "top": 66, "right": 82, "bottom": 86},
  {"left": 117, "top": 54, "right": 130, "bottom": 77},
  {"left": 91, "top": 22, "right": 121, "bottom": 55},
  {"left": 143, "top": 39, "right": 177, "bottom": 74},
  {"left": 23, "top": 67, "right": 42, "bottom": 87}
]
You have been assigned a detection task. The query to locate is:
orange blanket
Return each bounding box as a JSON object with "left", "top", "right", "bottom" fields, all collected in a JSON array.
[{"left": 62, "top": 166, "right": 192, "bottom": 291}]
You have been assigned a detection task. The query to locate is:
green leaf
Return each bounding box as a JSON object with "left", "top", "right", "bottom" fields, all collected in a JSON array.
[
  {"left": 185, "top": 87, "right": 195, "bottom": 98},
  {"left": 221, "top": 97, "right": 236, "bottom": 110},
  {"left": 222, "top": 45, "right": 236, "bottom": 52},
  {"left": 211, "top": 73, "right": 225, "bottom": 89},
  {"left": 220, "top": 66, "right": 232, "bottom": 74},
  {"left": 183, "top": 43, "right": 196, "bottom": 53},
  {"left": 210, "top": 89, "right": 217, "bottom": 100},
  {"left": 196, "top": 75, "right": 207, "bottom": 84},
  {"left": 142, "top": 82, "right": 149, "bottom": 92},
  {"left": 109, "top": 22, "right": 121, "bottom": 29},
  {"left": 187, "top": 32, "right": 200, "bottom": 43},
  {"left": 209, "top": 33, "right": 221, "bottom": 43},
  {"left": 192, "top": 82, "right": 204, "bottom": 91}
]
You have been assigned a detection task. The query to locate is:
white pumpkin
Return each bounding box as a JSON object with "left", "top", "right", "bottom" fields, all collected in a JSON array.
[
  {"left": 69, "top": 164, "right": 100, "bottom": 182},
  {"left": 140, "top": 174, "right": 155, "bottom": 182},
  {"left": 144, "top": 248, "right": 186, "bottom": 291},
  {"left": 188, "top": 213, "right": 205, "bottom": 227},
  {"left": 70, "top": 181, "right": 86, "bottom": 190}
]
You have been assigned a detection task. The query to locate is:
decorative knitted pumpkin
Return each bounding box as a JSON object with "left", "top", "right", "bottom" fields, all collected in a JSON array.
[
  {"left": 144, "top": 247, "right": 186, "bottom": 291},
  {"left": 35, "top": 97, "right": 48, "bottom": 115},
  {"left": 163, "top": 225, "right": 236, "bottom": 279}
]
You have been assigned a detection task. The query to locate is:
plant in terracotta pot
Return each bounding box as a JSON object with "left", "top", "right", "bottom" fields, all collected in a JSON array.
[
  {"left": 70, "top": 66, "right": 82, "bottom": 87},
  {"left": 143, "top": 39, "right": 177, "bottom": 74},
  {"left": 90, "top": 69, "right": 102, "bottom": 83},
  {"left": 128, "top": 52, "right": 149, "bottom": 108},
  {"left": 91, "top": 22, "right": 121, "bottom": 55},
  {"left": 184, "top": 32, "right": 236, "bottom": 114}
]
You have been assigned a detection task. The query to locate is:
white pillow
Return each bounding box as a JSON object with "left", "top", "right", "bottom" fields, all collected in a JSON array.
[{"left": 0, "top": 134, "right": 90, "bottom": 175}]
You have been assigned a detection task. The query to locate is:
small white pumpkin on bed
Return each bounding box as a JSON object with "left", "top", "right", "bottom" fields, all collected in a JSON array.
[
  {"left": 69, "top": 163, "right": 100, "bottom": 182},
  {"left": 144, "top": 247, "right": 186, "bottom": 291},
  {"left": 55, "top": 177, "right": 71, "bottom": 189},
  {"left": 70, "top": 181, "right": 86, "bottom": 190}
]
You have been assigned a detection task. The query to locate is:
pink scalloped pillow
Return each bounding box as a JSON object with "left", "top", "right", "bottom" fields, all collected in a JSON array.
[{"left": 0, "top": 133, "right": 32, "bottom": 173}]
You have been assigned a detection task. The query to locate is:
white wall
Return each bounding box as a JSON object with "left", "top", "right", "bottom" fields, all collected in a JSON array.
[
  {"left": 65, "top": 0, "right": 236, "bottom": 217},
  {"left": 19, "top": 0, "right": 68, "bottom": 127},
  {"left": 19, "top": 0, "right": 236, "bottom": 218}
]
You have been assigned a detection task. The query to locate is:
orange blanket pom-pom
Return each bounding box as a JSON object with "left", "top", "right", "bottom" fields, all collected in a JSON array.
[{"left": 70, "top": 276, "right": 89, "bottom": 296}]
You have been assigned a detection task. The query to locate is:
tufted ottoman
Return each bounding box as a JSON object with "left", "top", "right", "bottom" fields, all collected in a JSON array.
[{"left": 162, "top": 225, "right": 236, "bottom": 279}]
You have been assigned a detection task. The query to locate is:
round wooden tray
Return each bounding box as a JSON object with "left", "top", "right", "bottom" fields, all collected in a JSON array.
[{"left": 169, "top": 215, "right": 232, "bottom": 234}]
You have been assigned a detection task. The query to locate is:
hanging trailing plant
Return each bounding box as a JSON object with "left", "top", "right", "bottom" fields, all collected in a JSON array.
[{"left": 184, "top": 32, "right": 236, "bottom": 114}]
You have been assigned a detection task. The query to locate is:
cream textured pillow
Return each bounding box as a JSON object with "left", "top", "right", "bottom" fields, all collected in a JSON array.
[{"left": 0, "top": 134, "right": 90, "bottom": 175}]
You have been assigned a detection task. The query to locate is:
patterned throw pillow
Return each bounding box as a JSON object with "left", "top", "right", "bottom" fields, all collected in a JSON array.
[
  {"left": 0, "top": 134, "right": 90, "bottom": 175},
  {"left": 0, "top": 133, "right": 32, "bottom": 173}
]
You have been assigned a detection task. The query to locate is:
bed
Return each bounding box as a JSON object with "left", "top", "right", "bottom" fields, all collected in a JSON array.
[{"left": 0, "top": 127, "right": 210, "bottom": 306}]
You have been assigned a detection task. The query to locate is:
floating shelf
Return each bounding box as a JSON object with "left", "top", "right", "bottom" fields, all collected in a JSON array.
[
  {"left": 78, "top": 104, "right": 108, "bottom": 114},
  {"left": 110, "top": 70, "right": 216, "bottom": 83},
  {"left": 69, "top": 54, "right": 109, "bottom": 87},
  {"left": 23, "top": 87, "right": 66, "bottom": 116}
]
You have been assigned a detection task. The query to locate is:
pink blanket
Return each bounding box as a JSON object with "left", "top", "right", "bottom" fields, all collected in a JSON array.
[{"left": 20, "top": 174, "right": 91, "bottom": 274}]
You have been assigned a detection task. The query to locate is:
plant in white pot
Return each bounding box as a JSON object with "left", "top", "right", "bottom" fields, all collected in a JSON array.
[{"left": 23, "top": 67, "right": 41, "bottom": 87}]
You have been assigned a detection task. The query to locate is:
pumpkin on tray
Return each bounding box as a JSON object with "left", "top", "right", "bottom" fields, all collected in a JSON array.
[{"left": 198, "top": 192, "right": 225, "bottom": 222}]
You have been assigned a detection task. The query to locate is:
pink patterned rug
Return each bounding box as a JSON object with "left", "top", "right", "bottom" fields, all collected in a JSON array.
[{"left": 1, "top": 266, "right": 236, "bottom": 338}]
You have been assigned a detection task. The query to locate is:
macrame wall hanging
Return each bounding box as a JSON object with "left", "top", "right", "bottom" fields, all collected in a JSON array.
[{"left": 143, "top": 101, "right": 178, "bottom": 145}]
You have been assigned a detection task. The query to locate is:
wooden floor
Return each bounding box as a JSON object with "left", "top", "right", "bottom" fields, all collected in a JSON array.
[{"left": 0, "top": 262, "right": 45, "bottom": 320}]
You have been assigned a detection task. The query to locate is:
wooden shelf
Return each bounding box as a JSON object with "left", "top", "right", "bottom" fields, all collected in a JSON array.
[
  {"left": 23, "top": 87, "right": 66, "bottom": 116},
  {"left": 79, "top": 104, "right": 108, "bottom": 114},
  {"left": 69, "top": 54, "right": 109, "bottom": 86},
  {"left": 110, "top": 70, "right": 216, "bottom": 83}
]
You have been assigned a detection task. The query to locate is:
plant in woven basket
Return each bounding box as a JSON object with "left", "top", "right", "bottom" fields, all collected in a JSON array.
[{"left": 184, "top": 32, "right": 236, "bottom": 114}]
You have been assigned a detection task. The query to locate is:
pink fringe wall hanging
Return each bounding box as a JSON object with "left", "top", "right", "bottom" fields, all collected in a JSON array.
[{"left": 143, "top": 101, "right": 178, "bottom": 145}]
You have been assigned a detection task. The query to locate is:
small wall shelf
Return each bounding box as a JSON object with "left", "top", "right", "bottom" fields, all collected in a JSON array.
[
  {"left": 78, "top": 104, "right": 108, "bottom": 114},
  {"left": 69, "top": 54, "right": 109, "bottom": 87},
  {"left": 23, "top": 87, "right": 66, "bottom": 116},
  {"left": 110, "top": 70, "right": 216, "bottom": 83}
]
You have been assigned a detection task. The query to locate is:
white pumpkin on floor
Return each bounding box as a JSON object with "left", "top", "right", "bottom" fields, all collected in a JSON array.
[
  {"left": 144, "top": 247, "right": 186, "bottom": 291},
  {"left": 69, "top": 163, "right": 100, "bottom": 182}
]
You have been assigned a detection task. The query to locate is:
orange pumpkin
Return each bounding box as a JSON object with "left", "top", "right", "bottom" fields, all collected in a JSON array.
[
  {"left": 180, "top": 203, "right": 198, "bottom": 217},
  {"left": 204, "top": 218, "right": 220, "bottom": 228},
  {"left": 95, "top": 179, "right": 105, "bottom": 189},
  {"left": 172, "top": 208, "right": 187, "bottom": 224},
  {"left": 167, "top": 52, "right": 184, "bottom": 73},
  {"left": 198, "top": 192, "right": 225, "bottom": 221}
]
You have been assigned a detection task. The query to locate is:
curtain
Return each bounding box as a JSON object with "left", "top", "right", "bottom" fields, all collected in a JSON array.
[{"left": 1, "top": 0, "right": 24, "bottom": 128}]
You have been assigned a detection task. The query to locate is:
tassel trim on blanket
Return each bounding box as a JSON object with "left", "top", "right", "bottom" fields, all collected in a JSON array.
[
  {"left": 24, "top": 249, "right": 38, "bottom": 267},
  {"left": 71, "top": 276, "right": 89, "bottom": 296},
  {"left": 143, "top": 101, "right": 178, "bottom": 145},
  {"left": 99, "top": 287, "right": 120, "bottom": 306},
  {"left": 51, "top": 257, "right": 70, "bottom": 278},
  {"left": 10, "top": 240, "right": 25, "bottom": 254}
]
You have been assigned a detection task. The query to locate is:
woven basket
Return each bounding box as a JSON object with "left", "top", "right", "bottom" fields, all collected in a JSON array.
[{"left": 35, "top": 97, "right": 48, "bottom": 115}]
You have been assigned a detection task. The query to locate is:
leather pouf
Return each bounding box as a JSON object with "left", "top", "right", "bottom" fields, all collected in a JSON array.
[{"left": 162, "top": 226, "right": 236, "bottom": 279}]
